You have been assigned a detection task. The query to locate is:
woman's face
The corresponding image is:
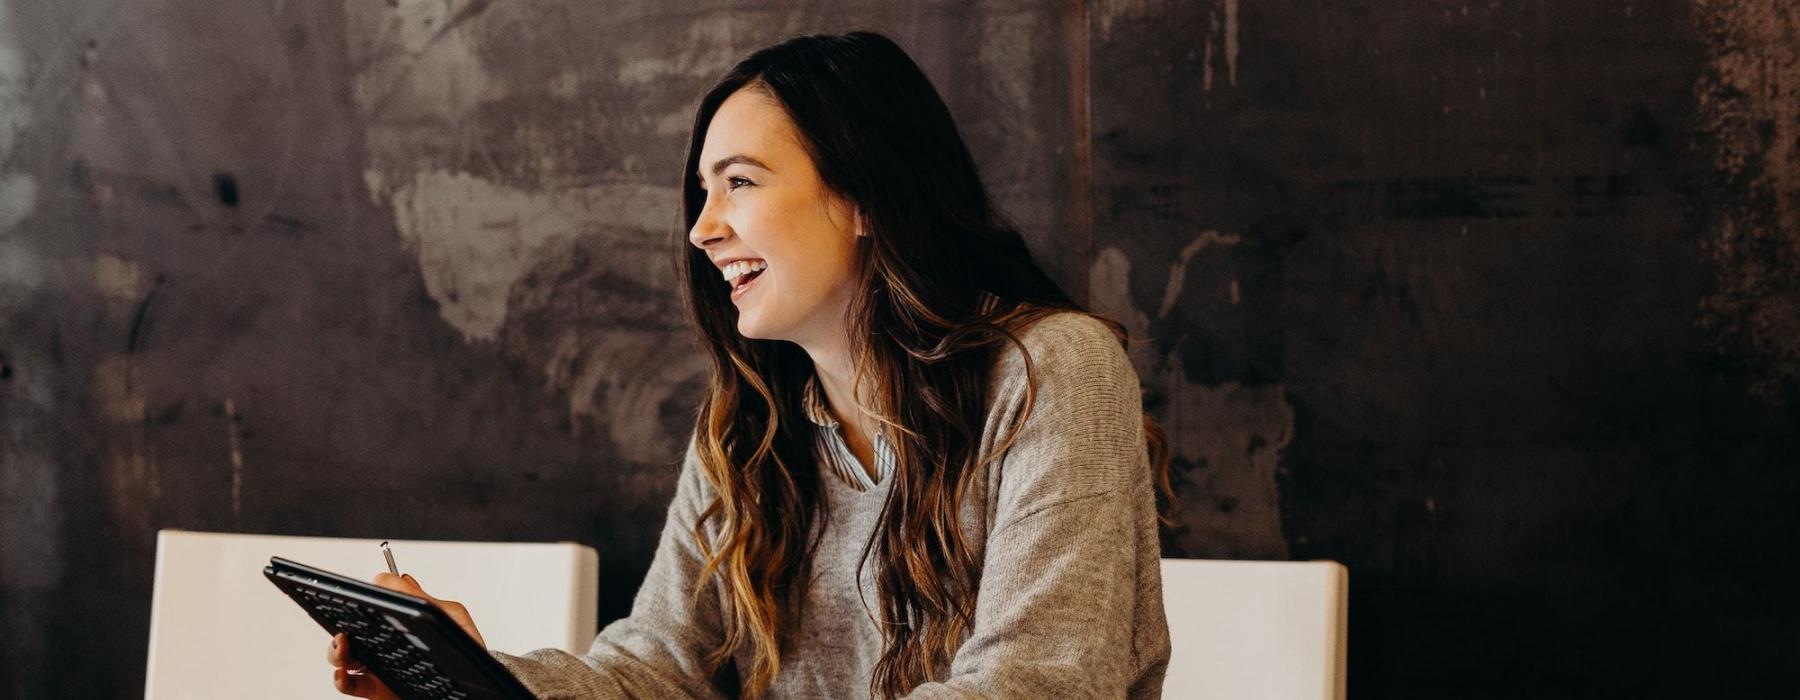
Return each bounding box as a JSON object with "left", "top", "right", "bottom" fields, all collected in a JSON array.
[{"left": 688, "top": 86, "right": 862, "bottom": 347}]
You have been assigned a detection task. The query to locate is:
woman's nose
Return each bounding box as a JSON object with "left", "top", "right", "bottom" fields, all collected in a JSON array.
[
  {"left": 688, "top": 197, "right": 731, "bottom": 249},
  {"left": 689, "top": 226, "right": 728, "bottom": 249}
]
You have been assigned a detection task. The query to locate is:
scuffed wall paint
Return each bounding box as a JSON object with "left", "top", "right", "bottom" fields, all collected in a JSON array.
[
  {"left": 0, "top": 1, "right": 38, "bottom": 293},
  {"left": 346, "top": 0, "right": 720, "bottom": 452},
  {"left": 350, "top": 0, "right": 502, "bottom": 122},
  {"left": 1695, "top": 2, "right": 1800, "bottom": 401},
  {"left": 0, "top": 6, "right": 62, "bottom": 696},
  {"left": 1094, "top": 0, "right": 1237, "bottom": 92},
  {"left": 1090, "top": 1, "right": 1800, "bottom": 696},
  {"left": 499, "top": 230, "right": 710, "bottom": 465},
  {"left": 93, "top": 346, "right": 160, "bottom": 539},
  {"left": 612, "top": 11, "right": 779, "bottom": 90},
  {"left": 1204, "top": 0, "right": 1239, "bottom": 92},
  {"left": 92, "top": 252, "right": 141, "bottom": 303},
  {"left": 380, "top": 169, "right": 674, "bottom": 342},
  {"left": 1158, "top": 230, "right": 1242, "bottom": 316},
  {"left": 350, "top": 0, "right": 553, "bottom": 343},
  {"left": 1092, "top": 0, "right": 1163, "bottom": 40},
  {"left": 1091, "top": 244, "right": 1292, "bottom": 559},
  {"left": 0, "top": 173, "right": 29, "bottom": 230}
]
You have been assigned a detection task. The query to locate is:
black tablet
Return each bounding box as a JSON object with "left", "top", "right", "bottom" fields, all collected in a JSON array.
[{"left": 263, "top": 556, "right": 536, "bottom": 700}]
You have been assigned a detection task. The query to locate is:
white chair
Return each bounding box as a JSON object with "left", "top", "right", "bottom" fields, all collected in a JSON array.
[
  {"left": 1160, "top": 559, "right": 1348, "bottom": 700},
  {"left": 144, "top": 529, "right": 599, "bottom": 700}
]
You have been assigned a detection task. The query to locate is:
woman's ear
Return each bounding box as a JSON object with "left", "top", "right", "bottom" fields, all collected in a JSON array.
[{"left": 855, "top": 210, "right": 869, "bottom": 238}]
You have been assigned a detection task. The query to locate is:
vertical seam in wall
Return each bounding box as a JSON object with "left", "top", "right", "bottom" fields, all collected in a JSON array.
[{"left": 1071, "top": 0, "right": 1094, "bottom": 304}]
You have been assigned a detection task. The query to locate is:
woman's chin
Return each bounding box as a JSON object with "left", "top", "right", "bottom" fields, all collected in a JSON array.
[
  {"left": 735, "top": 312, "right": 800, "bottom": 344},
  {"left": 734, "top": 313, "right": 772, "bottom": 340}
]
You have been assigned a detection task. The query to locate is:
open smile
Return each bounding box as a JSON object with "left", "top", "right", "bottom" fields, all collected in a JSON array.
[{"left": 723, "top": 259, "right": 767, "bottom": 301}]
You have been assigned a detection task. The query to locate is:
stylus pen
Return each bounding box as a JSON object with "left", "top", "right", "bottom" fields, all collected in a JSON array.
[{"left": 381, "top": 540, "right": 400, "bottom": 576}]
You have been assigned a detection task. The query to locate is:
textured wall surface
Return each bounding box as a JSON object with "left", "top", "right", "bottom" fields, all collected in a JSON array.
[
  {"left": 1090, "top": 2, "right": 1800, "bottom": 695},
  {"left": 1, "top": 1, "right": 1796, "bottom": 697}
]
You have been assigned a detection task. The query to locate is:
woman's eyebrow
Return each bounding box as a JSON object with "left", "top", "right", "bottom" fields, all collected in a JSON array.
[{"left": 698, "top": 154, "right": 772, "bottom": 180}]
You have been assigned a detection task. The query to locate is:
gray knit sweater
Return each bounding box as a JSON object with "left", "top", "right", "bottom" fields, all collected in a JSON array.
[{"left": 491, "top": 313, "right": 1170, "bottom": 698}]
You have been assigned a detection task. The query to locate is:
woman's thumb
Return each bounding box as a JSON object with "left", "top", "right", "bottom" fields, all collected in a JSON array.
[
  {"left": 398, "top": 573, "right": 427, "bottom": 595},
  {"left": 372, "top": 571, "right": 429, "bottom": 599}
]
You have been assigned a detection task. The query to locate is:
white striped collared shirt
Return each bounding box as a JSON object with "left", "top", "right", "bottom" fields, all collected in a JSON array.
[{"left": 800, "top": 373, "right": 895, "bottom": 491}]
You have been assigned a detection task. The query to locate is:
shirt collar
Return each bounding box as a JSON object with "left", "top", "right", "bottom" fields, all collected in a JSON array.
[{"left": 801, "top": 373, "right": 839, "bottom": 428}]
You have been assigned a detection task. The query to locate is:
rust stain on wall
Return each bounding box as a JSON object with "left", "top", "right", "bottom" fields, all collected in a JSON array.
[{"left": 1695, "top": 2, "right": 1800, "bottom": 401}]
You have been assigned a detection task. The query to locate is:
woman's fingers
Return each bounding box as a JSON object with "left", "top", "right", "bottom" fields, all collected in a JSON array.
[
  {"left": 327, "top": 576, "right": 479, "bottom": 699},
  {"left": 327, "top": 633, "right": 366, "bottom": 672},
  {"left": 332, "top": 666, "right": 363, "bottom": 696},
  {"left": 372, "top": 571, "right": 416, "bottom": 595},
  {"left": 334, "top": 666, "right": 399, "bottom": 699},
  {"left": 370, "top": 572, "right": 488, "bottom": 648},
  {"left": 372, "top": 571, "right": 452, "bottom": 613},
  {"left": 330, "top": 634, "right": 396, "bottom": 700}
]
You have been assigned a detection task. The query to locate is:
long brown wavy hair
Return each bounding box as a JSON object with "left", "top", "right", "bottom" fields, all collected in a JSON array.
[{"left": 675, "top": 31, "right": 1172, "bottom": 699}]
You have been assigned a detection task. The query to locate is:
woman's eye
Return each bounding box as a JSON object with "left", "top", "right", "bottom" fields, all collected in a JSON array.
[{"left": 727, "top": 176, "right": 753, "bottom": 191}]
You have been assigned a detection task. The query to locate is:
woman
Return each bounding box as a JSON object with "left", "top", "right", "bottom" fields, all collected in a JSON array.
[{"left": 329, "top": 31, "right": 1172, "bottom": 699}]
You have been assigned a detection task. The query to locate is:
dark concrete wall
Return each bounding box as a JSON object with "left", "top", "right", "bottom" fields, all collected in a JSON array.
[
  {"left": 0, "top": 1, "right": 1795, "bottom": 697},
  {"left": 1091, "top": 2, "right": 1800, "bottom": 695}
]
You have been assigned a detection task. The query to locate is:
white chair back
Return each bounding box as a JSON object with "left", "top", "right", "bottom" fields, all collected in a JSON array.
[
  {"left": 1160, "top": 558, "right": 1348, "bottom": 700},
  {"left": 144, "top": 529, "right": 598, "bottom": 699}
]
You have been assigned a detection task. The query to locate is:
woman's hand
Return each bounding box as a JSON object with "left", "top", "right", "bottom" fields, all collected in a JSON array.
[{"left": 325, "top": 572, "right": 489, "bottom": 698}]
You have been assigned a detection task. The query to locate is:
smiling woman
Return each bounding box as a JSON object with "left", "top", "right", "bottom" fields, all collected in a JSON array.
[{"left": 328, "top": 30, "right": 1174, "bottom": 700}]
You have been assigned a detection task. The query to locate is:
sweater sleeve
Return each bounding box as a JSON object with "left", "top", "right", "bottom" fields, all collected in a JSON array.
[
  {"left": 903, "top": 314, "right": 1169, "bottom": 699},
  {"left": 490, "top": 437, "right": 734, "bottom": 700}
]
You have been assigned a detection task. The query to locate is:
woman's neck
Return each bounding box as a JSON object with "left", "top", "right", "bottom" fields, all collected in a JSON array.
[
  {"left": 799, "top": 332, "right": 883, "bottom": 480},
  {"left": 803, "top": 333, "right": 866, "bottom": 425}
]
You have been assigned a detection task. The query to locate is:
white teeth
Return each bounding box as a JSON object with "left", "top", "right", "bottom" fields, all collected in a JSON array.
[{"left": 719, "top": 259, "right": 767, "bottom": 284}]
